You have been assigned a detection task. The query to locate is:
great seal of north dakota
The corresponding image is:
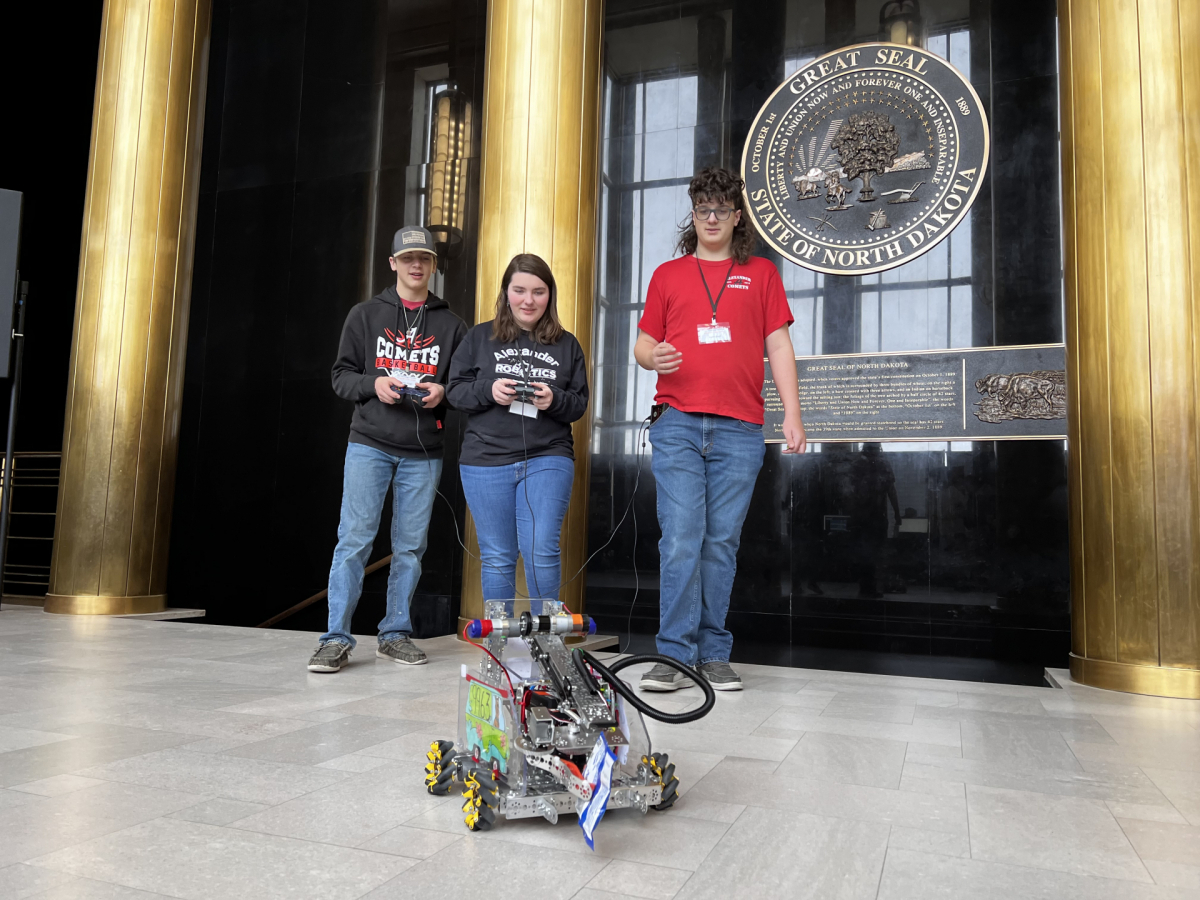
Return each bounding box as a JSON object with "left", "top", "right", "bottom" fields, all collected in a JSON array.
[{"left": 742, "top": 43, "right": 989, "bottom": 276}]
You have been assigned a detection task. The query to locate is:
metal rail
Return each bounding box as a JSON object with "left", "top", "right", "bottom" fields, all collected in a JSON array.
[{"left": 255, "top": 555, "right": 393, "bottom": 628}]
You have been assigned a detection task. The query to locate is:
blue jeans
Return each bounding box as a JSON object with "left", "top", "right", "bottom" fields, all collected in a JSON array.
[
  {"left": 460, "top": 456, "right": 575, "bottom": 612},
  {"left": 650, "top": 407, "right": 765, "bottom": 665},
  {"left": 323, "top": 442, "right": 442, "bottom": 649}
]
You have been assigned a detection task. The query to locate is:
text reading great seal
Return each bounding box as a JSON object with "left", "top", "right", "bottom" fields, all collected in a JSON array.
[{"left": 741, "top": 43, "right": 989, "bottom": 276}]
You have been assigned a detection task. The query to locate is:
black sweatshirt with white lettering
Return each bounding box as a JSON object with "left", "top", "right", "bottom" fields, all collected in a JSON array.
[
  {"left": 331, "top": 286, "right": 467, "bottom": 457},
  {"left": 447, "top": 321, "right": 589, "bottom": 467}
]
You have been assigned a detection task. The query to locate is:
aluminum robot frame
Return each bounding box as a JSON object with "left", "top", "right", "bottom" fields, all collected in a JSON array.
[{"left": 423, "top": 600, "right": 715, "bottom": 833}]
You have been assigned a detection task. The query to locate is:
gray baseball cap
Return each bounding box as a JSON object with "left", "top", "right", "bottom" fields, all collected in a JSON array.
[{"left": 391, "top": 225, "right": 437, "bottom": 258}]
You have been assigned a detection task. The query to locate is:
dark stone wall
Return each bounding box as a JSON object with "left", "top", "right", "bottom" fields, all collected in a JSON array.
[
  {"left": 0, "top": 4, "right": 104, "bottom": 453},
  {"left": 589, "top": 0, "right": 1069, "bottom": 684},
  {"left": 172, "top": 0, "right": 485, "bottom": 633}
]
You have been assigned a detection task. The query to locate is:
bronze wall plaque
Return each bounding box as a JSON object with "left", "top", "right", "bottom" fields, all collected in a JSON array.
[
  {"left": 763, "top": 344, "right": 1067, "bottom": 443},
  {"left": 742, "top": 43, "right": 989, "bottom": 276}
]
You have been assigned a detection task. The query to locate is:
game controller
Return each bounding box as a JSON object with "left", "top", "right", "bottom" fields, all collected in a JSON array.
[
  {"left": 511, "top": 381, "right": 539, "bottom": 403},
  {"left": 393, "top": 384, "right": 427, "bottom": 400}
]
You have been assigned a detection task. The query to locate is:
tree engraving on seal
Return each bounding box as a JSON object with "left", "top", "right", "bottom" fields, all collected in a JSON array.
[
  {"left": 741, "top": 42, "right": 990, "bottom": 276},
  {"left": 831, "top": 112, "right": 901, "bottom": 202}
]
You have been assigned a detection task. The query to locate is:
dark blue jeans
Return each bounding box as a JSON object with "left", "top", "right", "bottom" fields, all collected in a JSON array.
[
  {"left": 650, "top": 407, "right": 765, "bottom": 665},
  {"left": 323, "top": 442, "right": 441, "bottom": 649},
  {"left": 460, "top": 456, "right": 575, "bottom": 611}
]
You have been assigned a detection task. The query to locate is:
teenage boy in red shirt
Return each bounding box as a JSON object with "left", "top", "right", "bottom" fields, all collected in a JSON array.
[{"left": 634, "top": 167, "right": 806, "bottom": 691}]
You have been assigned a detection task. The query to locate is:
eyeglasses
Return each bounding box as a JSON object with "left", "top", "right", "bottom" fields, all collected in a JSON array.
[{"left": 693, "top": 206, "right": 735, "bottom": 221}]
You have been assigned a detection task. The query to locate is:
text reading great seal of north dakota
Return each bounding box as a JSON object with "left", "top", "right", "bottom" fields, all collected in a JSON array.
[{"left": 742, "top": 43, "right": 989, "bottom": 276}]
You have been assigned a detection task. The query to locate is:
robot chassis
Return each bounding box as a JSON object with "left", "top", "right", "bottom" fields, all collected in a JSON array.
[{"left": 424, "top": 600, "right": 715, "bottom": 833}]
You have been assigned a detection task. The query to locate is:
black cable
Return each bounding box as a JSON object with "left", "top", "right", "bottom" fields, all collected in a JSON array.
[
  {"left": 556, "top": 414, "right": 651, "bottom": 598},
  {"left": 616, "top": 417, "right": 650, "bottom": 655},
  {"left": 572, "top": 648, "right": 715, "bottom": 725}
]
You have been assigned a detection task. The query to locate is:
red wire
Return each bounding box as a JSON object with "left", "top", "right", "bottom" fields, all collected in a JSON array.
[{"left": 462, "top": 622, "right": 516, "bottom": 698}]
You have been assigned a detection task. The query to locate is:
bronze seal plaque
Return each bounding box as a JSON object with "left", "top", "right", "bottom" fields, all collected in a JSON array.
[{"left": 741, "top": 43, "right": 989, "bottom": 276}]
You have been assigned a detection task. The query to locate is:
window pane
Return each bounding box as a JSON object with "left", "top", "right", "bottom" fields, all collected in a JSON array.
[
  {"left": 951, "top": 210, "right": 972, "bottom": 279},
  {"left": 951, "top": 284, "right": 972, "bottom": 348}
]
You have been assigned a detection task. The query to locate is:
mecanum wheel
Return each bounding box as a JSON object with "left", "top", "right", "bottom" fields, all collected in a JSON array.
[
  {"left": 462, "top": 767, "right": 500, "bottom": 831},
  {"left": 646, "top": 752, "right": 680, "bottom": 811},
  {"left": 423, "top": 740, "right": 455, "bottom": 795}
]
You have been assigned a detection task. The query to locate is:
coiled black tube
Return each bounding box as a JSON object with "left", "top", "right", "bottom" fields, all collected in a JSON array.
[{"left": 571, "top": 649, "right": 715, "bottom": 724}]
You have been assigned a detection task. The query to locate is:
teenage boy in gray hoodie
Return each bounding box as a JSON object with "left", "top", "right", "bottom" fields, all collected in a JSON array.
[{"left": 308, "top": 226, "right": 467, "bottom": 672}]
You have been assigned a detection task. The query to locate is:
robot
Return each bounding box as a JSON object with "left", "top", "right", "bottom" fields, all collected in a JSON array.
[{"left": 423, "top": 600, "right": 714, "bottom": 842}]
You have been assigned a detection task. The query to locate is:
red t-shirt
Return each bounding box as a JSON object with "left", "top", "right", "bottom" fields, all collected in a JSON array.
[{"left": 639, "top": 254, "right": 793, "bottom": 424}]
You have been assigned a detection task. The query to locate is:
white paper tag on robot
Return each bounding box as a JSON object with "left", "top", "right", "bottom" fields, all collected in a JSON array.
[{"left": 578, "top": 735, "right": 616, "bottom": 850}]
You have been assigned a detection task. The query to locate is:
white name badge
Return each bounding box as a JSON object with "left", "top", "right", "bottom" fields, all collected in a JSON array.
[
  {"left": 510, "top": 401, "right": 539, "bottom": 419},
  {"left": 697, "top": 322, "right": 732, "bottom": 344}
]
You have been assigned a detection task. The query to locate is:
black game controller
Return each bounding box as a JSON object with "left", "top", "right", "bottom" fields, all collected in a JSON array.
[
  {"left": 511, "top": 381, "right": 539, "bottom": 403},
  {"left": 393, "top": 383, "right": 427, "bottom": 400}
]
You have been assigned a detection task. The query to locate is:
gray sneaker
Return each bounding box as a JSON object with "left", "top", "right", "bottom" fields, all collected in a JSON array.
[
  {"left": 639, "top": 663, "right": 695, "bottom": 692},
  {"left": 698, "top": 660, "right": 743, "bottom": 691},
  {"left": 377, "top": 636, "right": 427, "bottom": 666},
  {"left": 308, "top": 641, "right": 351, "bottom": 673}
]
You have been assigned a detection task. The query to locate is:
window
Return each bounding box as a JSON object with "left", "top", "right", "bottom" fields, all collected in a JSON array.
[
  {"left": 592, "top": 28, "right": 973, "bottom": 456},
  {"left": 593, "top": 69, "right": 697, "bottom": 456}
]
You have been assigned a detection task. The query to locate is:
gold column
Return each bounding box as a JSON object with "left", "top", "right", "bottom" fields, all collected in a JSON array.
[
  {"left": 459, "top": 0, "right": 604, "bottom": 628},
  {"left": 45, "top": 0, "right": 211, "bottom": 615},
  {"left": 1060, "top": 0, "right": 1200, "bottom": 697}
]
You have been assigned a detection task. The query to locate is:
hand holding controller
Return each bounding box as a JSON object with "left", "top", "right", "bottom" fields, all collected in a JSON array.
[
  {"left": 491, "top": 378, "right": 517, "bottom": 406},
  {"left": 510, "top": 381, "right": 538, "bottom": 404}
]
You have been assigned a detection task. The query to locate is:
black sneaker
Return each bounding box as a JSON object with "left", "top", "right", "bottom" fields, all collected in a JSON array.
[
  {"left": 307, "top": 641, "right": 351, "bottom": 673},
  {"left": 698, "top": 660, "right": 743, "bottom": 691},
  {"left": 639, "top": 663, "right": 695, "bottom": 692},
  {"left": 376, "top": 636, "right": 427, "bottom": 666}
]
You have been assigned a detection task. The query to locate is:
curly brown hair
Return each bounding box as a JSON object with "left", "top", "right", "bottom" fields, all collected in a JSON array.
[
  {"left": 491, "top": 253, "right": 566, "bottom": 345},
  {"left": 676, "top": 166, "right": 758, "bottom": 264}
]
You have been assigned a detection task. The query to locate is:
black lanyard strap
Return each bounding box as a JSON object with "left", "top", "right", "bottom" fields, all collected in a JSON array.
[
  {"left": 514, "top": 333, "right": 534, "bottom": 381},
  {"left": 697, "top": 257, "right": 736, "bottom": 324}
]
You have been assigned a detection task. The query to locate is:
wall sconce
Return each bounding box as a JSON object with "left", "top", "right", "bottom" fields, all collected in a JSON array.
[
  {"left": 427, "top": 88, "right": 472, "bottom": 269},
  {"left": 880, "top": 0, "right": 926, "bottom": 47}
]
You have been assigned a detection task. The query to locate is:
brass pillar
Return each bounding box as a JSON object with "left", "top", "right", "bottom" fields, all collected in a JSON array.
[
  {"left": 1060, "top": 0, "right": 1200, "bottom": 697},
  {"left": 46, "top": 0, "right": 210, "bottom": 615},
  {"left": 458, "top": 0, "right": 604, "bottom": 628}
]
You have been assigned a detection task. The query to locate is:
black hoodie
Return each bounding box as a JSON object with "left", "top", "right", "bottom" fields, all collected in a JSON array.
[
  {"left": 447, "top": 321, "right": 589, "bottom": 466},
  {"left": 332, "top": 285, "right": 467, "bottom": 457}
]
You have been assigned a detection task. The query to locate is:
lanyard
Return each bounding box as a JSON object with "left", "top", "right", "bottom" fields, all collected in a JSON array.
[
  {"left": 514, "top": 333, "right": 533, "bottom": 381},
  {"left": 697, "top": 257, "right": 736, "bottom": 325}
]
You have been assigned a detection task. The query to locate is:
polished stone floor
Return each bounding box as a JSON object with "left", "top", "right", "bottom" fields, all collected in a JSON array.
[{"left": 2, "top": 605, "right": 1200, "bottom": 900}]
